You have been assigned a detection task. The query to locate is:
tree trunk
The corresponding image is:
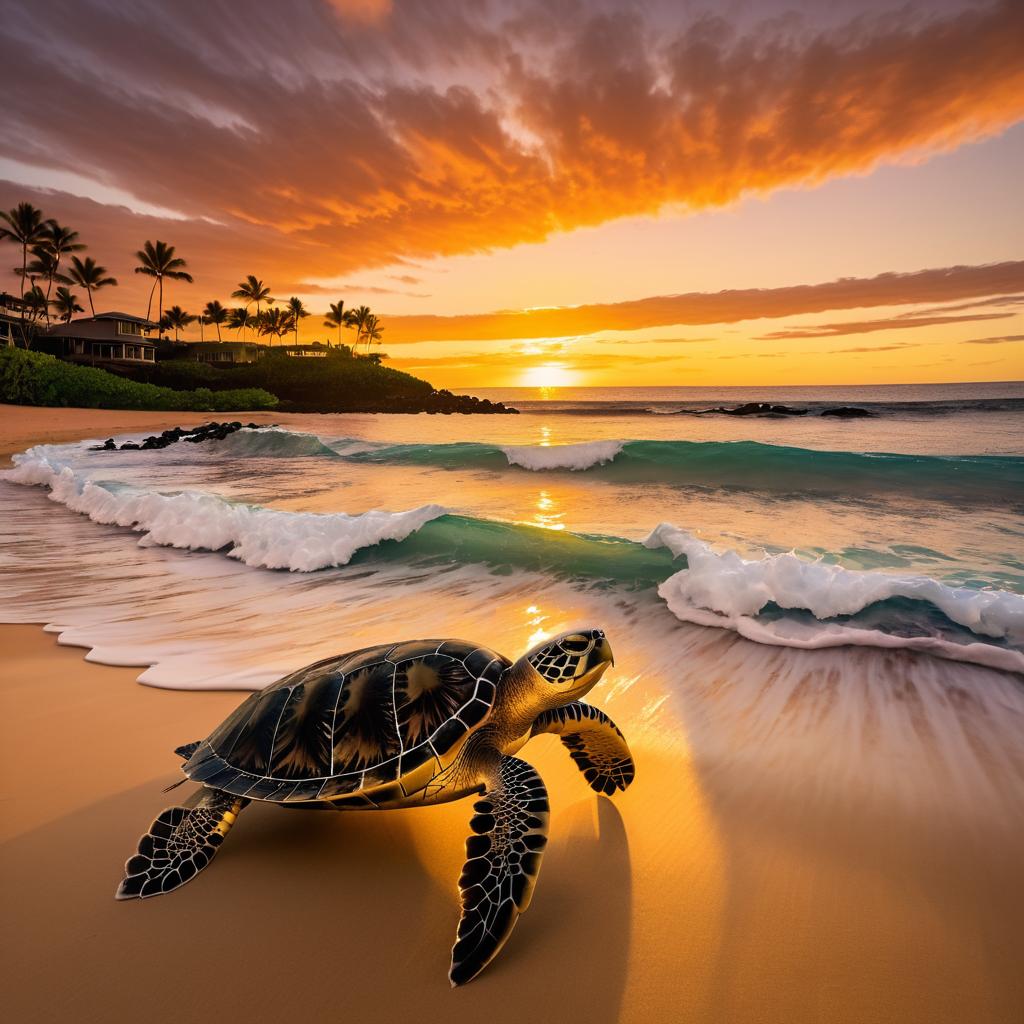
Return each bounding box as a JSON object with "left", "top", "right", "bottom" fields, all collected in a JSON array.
[
  {"left": 88, "top": 286, "right": 96, "bottom": 317},
  {"left": 19, "top": 244, "right": 27, "bottom": 321}
]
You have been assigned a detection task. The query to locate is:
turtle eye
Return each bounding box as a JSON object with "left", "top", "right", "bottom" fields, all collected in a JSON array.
[{"left": 559, "top": 634, "right": 593, "bottom": 655}]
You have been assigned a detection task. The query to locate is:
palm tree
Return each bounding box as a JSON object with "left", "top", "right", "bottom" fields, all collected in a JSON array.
[
  {"left": 362, "top": 313, "right": 384, "bottom": 354},
  {"left": 227, "top": 306, "right": 252, "bottom": 340},
  {"left": 0, "top": 202, "right": 52, "bottom": 320},
  {"left": 162, "top": 305, "right": 196, "bottom": 343},
  {"left": 256, "top": 307, "right": 292, "bottom": 346},
  {"left": 40, "top": 222, "right": 84, "bottom": 309},
  {"left": 202, "top": 300, "right": 228, "bottom": 342},
  {"left": 323, "top": 300, "right": 351, "bottom": 347},
  {"left": 22, "top": 284, "right": 49, "bottom": 326},
  {"left": 19, "top": 245, "right": 60, "bottom": 323},
  {"left": 231, "top": 275, "right": 272, "bottom": 323},
  {"left": 286, "top": 296, "right": 309, "bottom": 344},
  {"left": 66, "top": 256, "right": 117, "bottom": 317},
  {"left": 349, "top": 304, "right": 372, "bottom": 353},
  {"left": 51, "top": 286, "right": 84, "bottom": 324},
  {"left": 134, "top": 240, "right": 193, "bottom": 324}
]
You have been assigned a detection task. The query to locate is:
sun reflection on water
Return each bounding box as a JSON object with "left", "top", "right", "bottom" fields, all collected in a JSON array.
[{"left": 528, "top": 489, "right": 566, "bottom": 531}]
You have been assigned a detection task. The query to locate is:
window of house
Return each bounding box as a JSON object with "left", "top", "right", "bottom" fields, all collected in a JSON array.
[{"left": 117, "top": 320, "right": 142, "bottom": 335}]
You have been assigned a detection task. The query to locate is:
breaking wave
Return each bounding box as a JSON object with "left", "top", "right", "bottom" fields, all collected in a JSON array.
[
  {"left": 5, "top": 444, "right": 1023, "bottom": 673},
  {"left": 6, "top": 447, "right": 445, "bottom": 572},
  {"left": 334, "top": 436, "right": 1023, "bottom": 504}
]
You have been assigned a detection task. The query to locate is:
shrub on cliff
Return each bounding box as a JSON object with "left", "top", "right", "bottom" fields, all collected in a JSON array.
[{"left": 0, "top": 347, "right": 278, "bottom": 411}]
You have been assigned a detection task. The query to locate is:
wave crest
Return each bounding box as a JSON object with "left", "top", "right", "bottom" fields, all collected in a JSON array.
[
  {"left": 7, "top": 447, "right": 445, "bottom": 572},
  {"left": 335, "top": 436, "right": 1023, "bottom": 504},
  {"left": 6, "top": 443, "right": 1023, "bottom": 673},
  {"left": 644, "top": 523, "right": 1024, "bottom": 673},
  {"left": 500, "top": 440, "right": 624, "bottom": 471}
]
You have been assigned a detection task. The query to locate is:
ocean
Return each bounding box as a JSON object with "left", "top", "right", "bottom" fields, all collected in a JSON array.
[{"left": 2, "top": 382, "right": 1023, "bottom": 820}]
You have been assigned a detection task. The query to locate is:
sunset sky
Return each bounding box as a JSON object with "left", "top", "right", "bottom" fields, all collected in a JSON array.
[{"left": 1, "top": 0, "right": 1022, "bottom": 387}]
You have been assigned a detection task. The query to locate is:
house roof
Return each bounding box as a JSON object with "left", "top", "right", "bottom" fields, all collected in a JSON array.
[
  {"left": 183, "top": 340, "right": 265, "bottom": 350},
  {"left": 92, "top": 312, "right": 160, "bottom": 327},
  {"left": 46, "top": 318, "right": 158, "bottom": 341}
]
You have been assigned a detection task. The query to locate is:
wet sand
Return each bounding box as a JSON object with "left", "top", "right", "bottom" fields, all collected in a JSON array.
[
  {"left": 2, "top": 406, "right": 1024, "bottom": 1023},
  {"left": 3, "top": 625, "right": 1023, "bottom": 1024},
  {"left": 0, "top": 404, "right": 281, "bottom": 458}
]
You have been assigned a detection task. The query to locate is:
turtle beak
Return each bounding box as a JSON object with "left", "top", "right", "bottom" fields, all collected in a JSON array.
[
  {"left": 594, "top": 635, "right": 614, "bottom": 671},
  {"left": 572, "top": 635, "right": 614, "bottom": 693}
]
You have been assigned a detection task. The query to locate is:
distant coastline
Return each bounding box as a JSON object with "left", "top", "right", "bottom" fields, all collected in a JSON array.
[{"left": 0, "top": 347, "right": 518, "bottom": 415}]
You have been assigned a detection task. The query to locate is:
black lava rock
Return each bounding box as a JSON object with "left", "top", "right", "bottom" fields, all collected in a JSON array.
[
  {"left": 695, "top": 402, "right": 807, "bottom": 417},
  {"left": 95, "top": 421, "right": 271, "bottom": 453},
  {"left": 821, "top": 406, "right": 873, "bottom": 418}
]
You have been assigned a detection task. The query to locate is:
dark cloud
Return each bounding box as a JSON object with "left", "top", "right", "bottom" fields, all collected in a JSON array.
[
  {"left": 961, "top": 333, "right": 1024, "bottom": 344},
  {"left": 758, "top": 311, "right": 1014, "bottom": 340},
  {"left": 826, "top": 343, "right": 920, "bottom": 353},
  {"left": 1, "top": 0, "right": 1022, "bottom": 305},
  {"left": 390, "top": 350, "right": 691, "bottom": 372},
  {"left": 900, "top": 294, "right": 1024, "bottom": 317},
  {"left": 334, "top": 283, "right": 431, "bottom": 298},
  {"left": 595, "top": 336, "right": 715, "bottom": 345}
]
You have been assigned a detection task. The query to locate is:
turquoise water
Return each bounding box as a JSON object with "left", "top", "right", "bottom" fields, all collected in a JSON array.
[{"left": 2, "top": 383, "right": 1022, "bottom": 678}]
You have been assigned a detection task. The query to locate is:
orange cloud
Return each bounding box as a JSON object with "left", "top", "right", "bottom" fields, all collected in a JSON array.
[
  {"left": 758, "top": 312, "right": 1014, "bottom": 340},
  {"left": 961, "top": 334, "right": 1024, "bottom": 345},
  {"left": 382, "top": 262, "right": 1024, "bottom": 342},
  {"left": 327, "top": 0, "right": 392, "bottom": 25},
  {"left": 1, "top": 0, "right": 1021, "bottom": 294}
]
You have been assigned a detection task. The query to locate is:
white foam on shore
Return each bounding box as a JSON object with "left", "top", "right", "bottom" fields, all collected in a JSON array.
[
  {"left": 643, "top": 523, "right": 1024, "bottom": 674},
  {"left": 6, "top": 446, "right": 447, "bottom": 572},
  {"left": 500, "top": 440, "right": 624, "bottom": 471}
]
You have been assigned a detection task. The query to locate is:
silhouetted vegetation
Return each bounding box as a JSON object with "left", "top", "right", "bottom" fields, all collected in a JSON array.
[{"left": 0, "top": 348, "right": 277, "bottom": 411}]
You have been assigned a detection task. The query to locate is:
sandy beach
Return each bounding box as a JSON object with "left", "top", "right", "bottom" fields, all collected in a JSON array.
[
  {"left": 4, "top": 621, "right": 1023, "bottom": 1024},
  {"left": 3, "top": 405, "right": 1023, "bottom": 1024}
]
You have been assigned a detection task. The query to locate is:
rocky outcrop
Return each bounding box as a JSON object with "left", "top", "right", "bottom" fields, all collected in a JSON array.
[
  {"left": 693, "top": 402, "right": 807, "bottom": 417},
  {"left": 90, "top": 421, "right": 267, "bottom": 452},
  {"left": 820, "top": 407, "right": 874, "bottom": 418}
]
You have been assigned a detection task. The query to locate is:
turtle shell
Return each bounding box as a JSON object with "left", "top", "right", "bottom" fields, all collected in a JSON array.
[{"left": 182, "top": 639, "right": 509, "bottom": 805}]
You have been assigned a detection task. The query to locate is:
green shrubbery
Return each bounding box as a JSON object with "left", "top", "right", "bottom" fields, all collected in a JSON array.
[
  {"left": 228, "top": 351, "right": 433, "bottom": 410},
  {"left": 0, "top": 347, "right": 278, "bottom": 411},
  {"left": 124, "top": 350, "right": 434, "bottom": 411}
]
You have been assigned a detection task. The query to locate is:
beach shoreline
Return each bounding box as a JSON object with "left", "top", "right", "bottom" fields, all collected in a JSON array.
[{"left": 3, "top": 406, "right": 1023, "bottom": 1024}]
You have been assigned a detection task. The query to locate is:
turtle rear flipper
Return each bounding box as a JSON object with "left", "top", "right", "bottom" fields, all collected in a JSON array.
[{"left": 116, "top": 789, "right": 248, "bottom": 900}]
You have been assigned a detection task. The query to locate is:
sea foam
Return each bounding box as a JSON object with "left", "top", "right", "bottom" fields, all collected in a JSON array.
[
  {"left": 6, "top": 441, "right": 1024, "bottom": 673},
  {"left": 6, "top": 446, "right": 446, "bottom": 572},
  {"left": 335, "top": 435, "right": 1023, "bottom": 504},
  {"left": 499, "top": 440, "right": 625, "bottom": 471},
  {"left": 644, "top": 523, "right": 1024, "bottom": 673}
]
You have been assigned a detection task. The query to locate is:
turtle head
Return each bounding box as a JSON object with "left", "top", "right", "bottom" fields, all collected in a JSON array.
[{"left": 520, "top": 628, "right": 614, "bottom": 699}]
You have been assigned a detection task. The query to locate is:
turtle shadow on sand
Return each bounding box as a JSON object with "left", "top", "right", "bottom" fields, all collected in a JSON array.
[
  {"left": 2, "top": 779, "right": 631, "bottom": 1024},
  {"left": 481, "top": 796, "right": 633, "bottom": 1021}
]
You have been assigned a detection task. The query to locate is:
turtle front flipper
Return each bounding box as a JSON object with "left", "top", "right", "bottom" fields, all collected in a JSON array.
[
  {"left": 532, "top": 701, "right": 635, "bottom": 795},
  {"left": 115, "top": 788, "right": 248, "bottom": 900},
  {"left": 449, "top": 756, "right": 549, "bottom": 986}
]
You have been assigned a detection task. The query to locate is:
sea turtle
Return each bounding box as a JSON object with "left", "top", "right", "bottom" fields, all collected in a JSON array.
[{"left": 116, "top": 628, "right": 634, "bottom": 985}]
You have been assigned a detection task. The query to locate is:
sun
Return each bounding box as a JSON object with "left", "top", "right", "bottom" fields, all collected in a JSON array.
[{"left": 520, "top": 362, "right": 579, "bottom": 388}]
